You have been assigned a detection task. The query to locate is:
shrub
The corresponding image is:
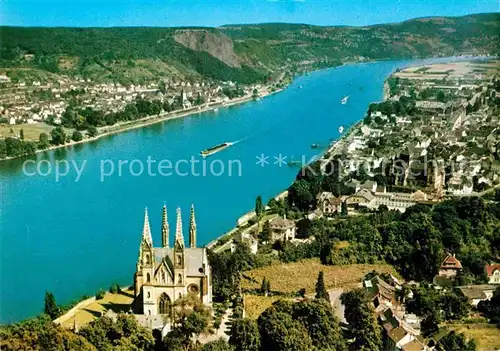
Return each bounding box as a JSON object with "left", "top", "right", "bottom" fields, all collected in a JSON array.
[
  {"left": 72, "top": 130, "right": 83, "bottom": 142},
  {"left": 95, "top": 289, "right": 106, "bottom": 300},
  {"left": 87, "top": 126, "right": 98, "bottom": 137},
  {"left": 109, "top": 283, "right": 121, "bottom": 294}
]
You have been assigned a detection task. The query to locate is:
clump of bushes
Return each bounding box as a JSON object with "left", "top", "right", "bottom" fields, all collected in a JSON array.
[{"left": 109, "top": 283, "right": 121, "bottom": 294}]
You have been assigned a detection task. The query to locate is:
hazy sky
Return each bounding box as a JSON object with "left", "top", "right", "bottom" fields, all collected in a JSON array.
[{"left": 1, "top": 0, "right": 499, "bottom": 27}]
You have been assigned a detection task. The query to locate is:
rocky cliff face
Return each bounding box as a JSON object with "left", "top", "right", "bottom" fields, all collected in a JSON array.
[{"left": 173, "top": 29, "right": 241, "bottom": 68}]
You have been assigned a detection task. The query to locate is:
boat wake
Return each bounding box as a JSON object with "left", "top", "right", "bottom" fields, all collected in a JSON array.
[{"left": 232, "top": 136, "right": 249, "bottom": 145}]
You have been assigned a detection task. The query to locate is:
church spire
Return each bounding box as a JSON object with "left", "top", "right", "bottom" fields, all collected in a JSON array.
[
  {"left": 161, "top": 204, "right": 169, "bottom": 248},
  {"left": 175, "top": 207, "right": 184, "bottom": 248},
  {"left": 189, "top": 204, "right": 197, "bottom": 248},
  {"left": 142, "top": 207, "right": 153, "bottom": 246}
]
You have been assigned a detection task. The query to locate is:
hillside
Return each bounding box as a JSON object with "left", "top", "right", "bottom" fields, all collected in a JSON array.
[{"left": 0, "top": 13, "right": 498, "bottom": 84}]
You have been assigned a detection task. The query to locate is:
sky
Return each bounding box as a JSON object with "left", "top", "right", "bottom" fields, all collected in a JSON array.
[{"left": 1, "top": 0, "right": 499, "bottom": 27}]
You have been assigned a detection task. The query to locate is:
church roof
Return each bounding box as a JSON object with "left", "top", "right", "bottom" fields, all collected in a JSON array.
[{"left": 153, "top": 247, "right": 208, "bottom": 277}]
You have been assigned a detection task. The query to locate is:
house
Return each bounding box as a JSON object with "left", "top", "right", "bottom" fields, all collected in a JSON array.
[
  {"left": 379, "top": 308, "right": 427, "bottom": 351},
  {"left": 232, "top": 231, "right": 258, "bottom": 255},
  {"left": 346, "top": 188, "right": 375, "bottom": 207},
  {"left": 438, "top": 254, "right": 462, "bottom": 278},
  {"left": 365, "top": 275, "right": 398, "bottom": 308},
  {"left": 485, "top": 264, "right": 500, "bottom": 284},
  {"left": 317, "top": 192, "right": 342, "bottom": 214},
  {"left": 268, "top": 216, "right": 296, "bottom": 241},
  {"left": 457, "top": 285, "right": 497, "bottom": 306}
]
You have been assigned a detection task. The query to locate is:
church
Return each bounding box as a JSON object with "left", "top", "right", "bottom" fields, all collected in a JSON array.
[{"left": 134, "top": 205, "right": 212, "bottom": 316}]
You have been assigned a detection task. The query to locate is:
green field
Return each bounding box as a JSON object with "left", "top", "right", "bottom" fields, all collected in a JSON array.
[{"left": 0, "top": 123, "right": 55, "bottom": 141}]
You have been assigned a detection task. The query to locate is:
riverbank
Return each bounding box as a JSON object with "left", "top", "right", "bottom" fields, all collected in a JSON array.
[
  {"left": 204, "top": 57, "right": 443, "bottom": 253},
  {"left": 0, "top": 85, "right": 286, "bottom": 163}
]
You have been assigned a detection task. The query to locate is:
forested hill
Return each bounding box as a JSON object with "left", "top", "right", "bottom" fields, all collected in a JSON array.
[{"left": 1, "top": 12, "right": 499, "bottom": 84}]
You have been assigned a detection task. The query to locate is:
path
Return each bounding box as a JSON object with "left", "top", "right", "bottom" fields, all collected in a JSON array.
[
  {"left": 328, "top": 289, "right": 346, "bottom": 324},
  {"left": 196, "top": 308, "right": 233, "bottom": 344}
]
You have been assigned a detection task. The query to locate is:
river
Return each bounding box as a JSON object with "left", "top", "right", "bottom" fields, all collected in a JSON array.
[{"left": 0, "top": 57, "right": 470, "bottom": 323}]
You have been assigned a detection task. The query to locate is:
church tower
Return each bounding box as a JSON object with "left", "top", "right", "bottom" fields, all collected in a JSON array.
[
  {"left": 134, "top": 208, "right": 155, "bottom": 296},
  {"left": 189, "top": 204, "right": 197, "bottom": 248},
  {"left": 173, "top": 207, "right": 185, "bottom": 286},
  {"left": 161, "top": 204, "right": 169, "bottom": 248}
]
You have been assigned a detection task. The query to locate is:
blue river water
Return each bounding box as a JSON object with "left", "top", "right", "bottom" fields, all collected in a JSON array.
[{"left": 0, "top": 58, "right": 467, "bottom": 323}]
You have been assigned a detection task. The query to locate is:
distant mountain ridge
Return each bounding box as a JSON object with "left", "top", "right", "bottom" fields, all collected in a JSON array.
[{"left": 0, "top": 12, "right": 498, "bottom": 84}]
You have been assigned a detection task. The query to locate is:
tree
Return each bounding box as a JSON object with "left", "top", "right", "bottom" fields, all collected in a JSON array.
[
  {"left": 341, "top": 201, "right": 348, "bottom": 216},
  {"left": 203, "top": 339, "right": 235, "bottom": 351},
  {"left": 44, "top": 291, "right": 60, "bottom": 319},
  {"left": 341, "top": 289, "right": 383, "bottom": 351},
  {"left": 23, "top": 141, "right": 37, "bottom": 155},
  {"left": 255, "top": 196, "right": 264, "bottom": 217},
  {"left": 260, "top": 277, "right": 268, "bottom": 296},
  {"left": 19, "top": 129, "right": 24, "bottom": 140},
  {"left": 288, "top": 179, "right": 314, "bottom": 212},
  {"left": 72, "top": 130, "right": 83, "bottom": 142},
  {"left": 257, "top": 299, "right": 346, "bottom": 351},
  {"left": 87, "top": 126, "right": 98, "bottom": 137},
  {"left": 79, "top": 314, "right": 154, "bottom": 351},
  {"left": 292, "top": 299, "right": 347, "bottom": 351},
  {"left": 296, "top": 218, "right": 312, "bottom": 238},
  {"left": 229, "top": 318, "right": 260, "bottom": 351},
  {"left": 436, "top": 90, "right": 447, "bottom": 103},
  {"left": 50, "top": 126, "right": 66, "bottom": 145},
  {"left": 4, "top": 137, "right": 24, "bottom": 156},
  {"left": 441, "top": 291, "right": 469, "bottom": 320},
  {"left": 0, "top": 315, "right": 95, "bottom": 351},
  {"left": 61, "top": 107, "right": 77, "bottom": 128},
  {"left": 109, "top": 283, "right": 121, "bottom": 294},
  {"left": 436, "top": 331, "right": 476, "bottom": 351},
  {"left": 265, "top": 279, "right": 271, "bottom": 296},
  {"left": 95, "top": 289, "right": 105, "bottom": 300},
  {"left": 195, "top": 92, "right": 205, "bottom": 105},
  {"left": 258, "top": 302, "right": 313, "bottom": 351},
  {"left": 38, "top": 132, "right": 50, "bottom": 149},
  {"left": 158, "top": 80, "right": 167, "bottom": 94},
  {"left": 477, "top": 286, "right": 500, "bottom": 324},
  {"left": 0, "top": 139, "right": 6, "bottom": 158},
  {"left": 260, "top": 220, "right": 271, "bottom": 243},
  {"left": 315, "top": 271, "right": 330, "bottom": 302},
  {"left": 421, "top": 311, "right": 440, "bottom": 337},
  {"left": 164, "top": 293, "right": 212, "bottom": 349}
]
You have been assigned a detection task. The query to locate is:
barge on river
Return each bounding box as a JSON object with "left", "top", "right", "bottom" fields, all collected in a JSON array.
[{"left": 200, "top": 142, "right": 232, "bottom": 157}]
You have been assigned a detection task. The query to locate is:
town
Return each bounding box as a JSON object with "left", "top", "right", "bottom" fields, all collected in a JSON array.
[
  {"left": 313, "top": 59, "right": 500, "bottom": 212},
  {"left": 0, "top": 68, "right": 290, "bottom": 159}
]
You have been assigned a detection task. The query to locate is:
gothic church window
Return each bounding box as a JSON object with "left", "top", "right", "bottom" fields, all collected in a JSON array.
[
  {"left": 147, "top": 273, "right": 151, "bottom": 282},
  {"left": 158, "top": 293, "right": 171, "bottom": 314},
  {"left": 146, "top": 254, "right": 151, "bottom": 265},
  {"left": 178, "top": 273, "right": 182, "bottom": 284}
]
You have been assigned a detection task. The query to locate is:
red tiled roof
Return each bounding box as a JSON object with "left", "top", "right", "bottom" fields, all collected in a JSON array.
[
  {"left": 441, "top": 254, "right": 462, "bottom": 269},
  {"left": 485, "top": 264, "right": 500, "bottom": 277}
]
